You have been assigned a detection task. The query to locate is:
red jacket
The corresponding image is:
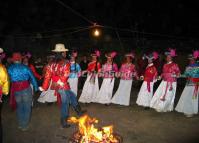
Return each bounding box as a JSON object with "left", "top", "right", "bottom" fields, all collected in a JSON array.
[
  {"left": 29, "top": 64, "right": 42, "bottom": 80},
  {"left": 144, "top": 64, "right": 158, "bottom": 82},
  {"left": 87, "top": 61, "right": 101, "bottom": 73},
  {"left": 42, "top": 60, "right": 70, "bottom": 91}
]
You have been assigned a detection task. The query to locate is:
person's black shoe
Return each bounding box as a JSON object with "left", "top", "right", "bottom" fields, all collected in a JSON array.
[
  {"left": 74, "top": 105, "right": 87, "bottom": 116},
  {"left": 47, "top": 102, "right": 53, "bottom": 106},
  {"left": 144, "top": 107, "right": 150, "bottom": 110},
  {"left": 61, "top": 118, "right": 71, "bottom": 128},
  {"left": 61, "top": 124, "right": 71, "bottom": 128}
]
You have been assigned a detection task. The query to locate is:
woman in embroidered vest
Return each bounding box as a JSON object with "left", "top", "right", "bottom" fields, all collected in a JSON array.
[
  {"left": 175, "top": 50, "right": 199, "bottom": 117},
  {"left": 111, "top": 53, "right": 138, "bottom": 106},
  {"left": 79, "top": 50, "right": 101, "bottom": 103},
  {"left": 22, "top": 52, "right": 42, "bottom": 81},
  {"left": 68, "top": 51, "right": 81, "bottom": 96},
  {"left": 136, "top": 52, "right": 158, "bottom": 109},
  {"left": 150, "top": 49, "right": 180, "bottom": 112},
  {"left": 95, "top": 51, "right": 118, "bottom": 104}
]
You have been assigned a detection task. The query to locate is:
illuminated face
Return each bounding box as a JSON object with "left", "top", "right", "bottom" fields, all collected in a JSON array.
[
  {"left": 107, "top": 57, "right": 112, "bottom": 63},
  {"left": 70, "top": 56, "right": 75, "bottom": 62},
  {"left": 91, "top": 56, "right": 97, "bottom": 61},
  {"left": 126, "top": 56, "right": 132, "bottom": 63},
  {"left": 166, "top": 55, "right": 172, "bottom": 62},
  {"left": 189, "top": 58, "right": 195, "bottom": 64},
  {"left": 23, "top": 57, "right": 29, "bottom": 65},
  {"left": 62, "top": 52, "right": 67, "bottom": 58},
  {"left": 148, "top": 58, "right": 153, "bottom": 64}
]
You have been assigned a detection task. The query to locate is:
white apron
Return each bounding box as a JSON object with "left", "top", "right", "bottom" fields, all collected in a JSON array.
[
  {"left": 150, "top": 81, "right": 177, "bottom": 112},
  {"left": 68, "top": 77, "right": 78, "bottom": 96},
  {"left": 79, "top": 74, "right": 99, "bottom": 103},
  {"left": 111, "top": 79, "right": 132, "bottom": 106},
  {"left": 175, "top": 84, "right": 198, "bottom": 115},
  {"left": 95, "top": 78, "right": 115, "bottom": 104},
  {"left": 136, "top": 81, "right": 154, "bottom": 107}
]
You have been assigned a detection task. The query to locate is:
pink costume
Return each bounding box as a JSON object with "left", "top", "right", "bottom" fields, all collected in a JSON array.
[
  {"left": 150, "top": 49, "right": 181, "bottom": 112},
  {"left": 111, "top": 63, "right": 137, "bottom": 106},
  {"left": 120, "top": 63, "right": 137, "bottom": 80},
  {"left": 161, "top": 62, "right": 180, "bottom": 99},
  {"left": 101, "top": 63, "right": 118, "bottom": 78}
]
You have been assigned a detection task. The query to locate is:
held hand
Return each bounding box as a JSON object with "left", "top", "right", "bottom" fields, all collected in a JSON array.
[
  {"left": 39, "top": 86, "right": 44, "bottom": 92},
  {"left": 160, "top": 96, "right": 165, "bottom": 101},
  {"left": 157, "top": 76, "right": 162, "bottom": 80},
  {"left": 57, "top": 80, "right": 64, "bottom": 86},
  {"left": 139, "top": 76, "right": 144, "bottom": 81}
]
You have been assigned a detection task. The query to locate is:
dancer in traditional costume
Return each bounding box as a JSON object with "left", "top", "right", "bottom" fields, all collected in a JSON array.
[
  {"left": 68, "top": 51, "right": 81, "bottom": 96},
  {"left": 111, "top": 53, "right": 138, "bottom": 106},
  {"left": 0, "top": 48, "right": 9, "bottom": 141},
  {"left": 96, "top": 51, "right": 118, "bottom": 104},
  {"left": 8, "top": 52, "right": 38, "bottom": 131},
  {"left": 175, "top": 50, "right": 199, "bottom": 117},
  {"left": 38, "top": 56, "right": 56, "bottom": 103},
  {"left": 79, "top": 50, "right": 101, "bottom": 103},
  {"left": 22, "top": 53, "right": 42, "bottom": 80},
  {"left": 150, "top": 49, "right": 180, "bottom": 112},
  {"left": 39, "top": 44, "right": 86, "bottom": 128},
  {"left": 136, "top": 52, "right": 158, "bottom": 109}
]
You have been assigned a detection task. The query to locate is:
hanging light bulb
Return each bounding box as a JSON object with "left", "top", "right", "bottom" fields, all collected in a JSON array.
[
  {"left": 93, "top": 29, "right": 100, "bottom": 37},
  {"left": 90, "top": 23, "right": 102, "bottom": 38}
]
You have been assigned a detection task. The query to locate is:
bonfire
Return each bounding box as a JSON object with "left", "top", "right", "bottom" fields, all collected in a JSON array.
[{"left": 68, "top": 115, "right": 122, "bottom": 143}]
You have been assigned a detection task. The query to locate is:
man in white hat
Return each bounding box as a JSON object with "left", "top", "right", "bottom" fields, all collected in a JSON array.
[{"left": 39, "top": 44, "right": 86, "bottom": 128}]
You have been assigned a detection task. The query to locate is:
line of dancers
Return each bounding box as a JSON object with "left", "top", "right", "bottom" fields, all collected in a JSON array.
[
  {"left": 1, "top": 44, "right": 199, "bottom": 133},
  {"left": 38, "top": 45, "right": 199, "bottom": 117}
]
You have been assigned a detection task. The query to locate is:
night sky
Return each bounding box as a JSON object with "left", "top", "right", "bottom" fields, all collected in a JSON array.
[{"left": 0, "top": 0, "right": 199, "bottom": 38}]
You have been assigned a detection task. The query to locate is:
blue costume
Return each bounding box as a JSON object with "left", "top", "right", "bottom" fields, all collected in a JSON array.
[
  {"left": 8, "top": 63, "right": 38, "bottom": 129},
  {"left": 69, "top": 62, "right": 81, "bottom": 78},
  {"left": 8, "top": 63, "right": 38, "bottom": 91},
  {"left": 175, "top": 62, "right": 199, "bottom": 116}
]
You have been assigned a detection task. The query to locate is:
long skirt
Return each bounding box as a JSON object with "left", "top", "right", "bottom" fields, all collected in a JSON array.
[
  {"left": 111, "top": 79, "right": 132, "bottom": 106},
  {"left": 95, "top": 78, "right": 115, "bottom": 104},
  {"left": 68, "top": 78, "right": 78, "bottom": 96},
  {"left": 150, "top": 81, "right": 177, "bottom": 112},
  {"left": 78, "top": 74, "right": 99, "bottom": 103},
  {"left": 175, "top": 85, "right": 198, "bottom": 115},
  {"left": 136, "top": 81, "right": 154, "bottom": 107}
]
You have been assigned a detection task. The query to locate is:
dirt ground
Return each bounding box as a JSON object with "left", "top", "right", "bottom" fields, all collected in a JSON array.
[{"left": 2, "top": 80, "right": 199, "bottom": 143}]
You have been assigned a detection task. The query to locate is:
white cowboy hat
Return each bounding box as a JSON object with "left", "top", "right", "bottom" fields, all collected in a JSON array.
[
  {"left": 0, "top": 48, "right": 4, "bottom": 53},
  {"left": 52, "top": 44, "right": 69, "bottom": 52}
]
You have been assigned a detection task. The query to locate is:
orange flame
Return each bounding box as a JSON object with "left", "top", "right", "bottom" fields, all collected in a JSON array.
[{"left": 68, "top": 115, "right": 119, "bottom": 143}]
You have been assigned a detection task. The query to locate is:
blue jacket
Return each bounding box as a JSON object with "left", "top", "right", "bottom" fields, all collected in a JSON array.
[
  {"left": 184, "top": 63, "right": 199, "bottom": 78},
  {"left": 8, "top": 63, "right": 38, "bottom": 91},
  {"left": 69, "top": 63, "right": 81, "bottom": 78}
]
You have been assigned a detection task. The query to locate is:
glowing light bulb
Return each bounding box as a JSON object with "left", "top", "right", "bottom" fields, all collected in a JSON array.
[{"left": 94, "top": 29, "right": 100, "bottom": 37}]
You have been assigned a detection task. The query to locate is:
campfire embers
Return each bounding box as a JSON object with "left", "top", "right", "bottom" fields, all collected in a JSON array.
[{"left": 68, "top": 115, "right": 122, "bottom": 143}]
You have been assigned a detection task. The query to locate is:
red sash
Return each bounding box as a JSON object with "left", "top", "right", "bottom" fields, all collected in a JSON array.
[
  {"left": 189, "top": 78, "right": 199, "bottom": 99},
  {"left": 9, "top": 81, "right": 30, "bottom": 110}
]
